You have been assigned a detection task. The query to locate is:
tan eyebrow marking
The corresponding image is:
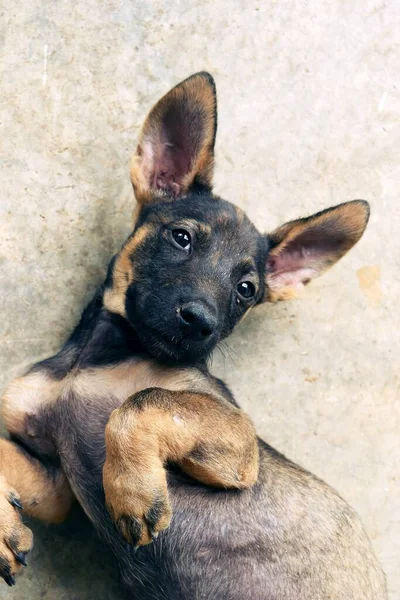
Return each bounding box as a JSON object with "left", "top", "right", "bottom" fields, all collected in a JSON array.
[{"left": 174, "top": 219, "right": 212, "bottom": 237}]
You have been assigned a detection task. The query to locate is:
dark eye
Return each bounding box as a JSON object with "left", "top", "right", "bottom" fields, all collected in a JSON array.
[
  {"left": 172, "top": 229, "right": 191, "bottom": 251},
  {"left": 237, "top": 281, "right": 256, "bottom": 299}
]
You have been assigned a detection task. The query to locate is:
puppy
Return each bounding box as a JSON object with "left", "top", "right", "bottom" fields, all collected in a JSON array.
[{"left": 0, "top": 72, "right": 386, "bottom": 599}]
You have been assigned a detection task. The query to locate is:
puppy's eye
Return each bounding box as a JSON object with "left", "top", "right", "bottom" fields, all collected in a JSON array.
[
  {"left": 237, "top": 281, "right": 255, "bottom": 299},
  {"left": 172, "top": 229, "right": 191, "bottom": 251}
]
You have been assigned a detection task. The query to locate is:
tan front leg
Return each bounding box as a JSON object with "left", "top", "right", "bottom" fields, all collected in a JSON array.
[
  {"left": 0, "top": 439, "right": 74, "bottom": 586},
  {"left": 103, "top": 387, "right": 259, "bottom": 547}
]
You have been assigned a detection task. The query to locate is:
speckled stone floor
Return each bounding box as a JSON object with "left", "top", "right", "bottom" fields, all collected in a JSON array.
[{"left": 1, "top": 1, "right": 399, "bottom": 598}]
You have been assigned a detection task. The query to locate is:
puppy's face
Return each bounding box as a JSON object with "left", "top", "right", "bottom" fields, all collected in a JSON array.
[
  {"left": 103, "top": 73, "right": 369, "bottom": 364},
  {"left": 121, "top": 196, "right": 265, "bottom": 363}
]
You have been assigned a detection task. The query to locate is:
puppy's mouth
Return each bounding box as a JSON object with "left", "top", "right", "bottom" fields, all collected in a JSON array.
[{"left": 136, "top": 323, "right": 216, "bottom": 364}]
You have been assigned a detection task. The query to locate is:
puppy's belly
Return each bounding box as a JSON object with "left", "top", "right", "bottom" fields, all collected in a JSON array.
[{"left": 46, "top": 365, "right": 385, "bottom": 600}]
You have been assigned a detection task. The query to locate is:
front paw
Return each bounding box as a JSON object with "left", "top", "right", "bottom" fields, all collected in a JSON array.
[
  {"left": 0, "top": 476, "right": 33, "bottom": 586},
  {"left": 103, "top": 457, "right": 172, "bottom": 548}
]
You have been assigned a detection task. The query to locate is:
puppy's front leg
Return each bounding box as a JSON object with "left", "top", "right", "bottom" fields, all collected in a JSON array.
[{"left": 103, "top": 388, "right": 259, "bottom": 547}]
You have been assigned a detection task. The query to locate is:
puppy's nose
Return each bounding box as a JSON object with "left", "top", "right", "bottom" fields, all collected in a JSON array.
[{"left": 178, "top": 302, "right": 217, "bottom": 340}]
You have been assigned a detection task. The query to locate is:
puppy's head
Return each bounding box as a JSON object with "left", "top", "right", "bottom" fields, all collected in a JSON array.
[{"left": 104, "top": 72, "right": 369, "bottom": 364}]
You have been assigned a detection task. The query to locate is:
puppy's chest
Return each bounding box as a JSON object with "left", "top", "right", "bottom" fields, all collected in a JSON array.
[
  {"left": 2, "top": 359, "right": 209, "bottom": 440},
  {"left": 70, "top": 360, "right": 208, "bottom": 404}
]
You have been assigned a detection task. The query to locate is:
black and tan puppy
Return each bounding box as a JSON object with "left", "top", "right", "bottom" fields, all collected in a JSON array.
[{"left": 0, "top": 73, "right": 386, "bottom": 599}]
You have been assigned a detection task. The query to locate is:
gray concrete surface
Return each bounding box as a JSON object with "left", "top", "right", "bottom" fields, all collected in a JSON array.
[{"left": 1, "top": 0, "right": 399, "bottom": 598}]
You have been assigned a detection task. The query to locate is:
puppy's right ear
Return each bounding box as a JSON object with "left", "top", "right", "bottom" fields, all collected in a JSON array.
[{"left": 131, "top": 72, "right": 217, "bottom": 206}]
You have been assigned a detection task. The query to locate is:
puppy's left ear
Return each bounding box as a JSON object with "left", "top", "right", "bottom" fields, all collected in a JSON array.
[
  {"left": 131, "top": 72, "right": 217, "bottom": 205},
  {"left": 263, "top": 200, "right": 370, "bottom": 302}
]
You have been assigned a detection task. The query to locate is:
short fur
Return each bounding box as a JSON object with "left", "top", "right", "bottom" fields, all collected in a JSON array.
[{"left": 0, "top": 73, "right": 386, "bottom": 598}]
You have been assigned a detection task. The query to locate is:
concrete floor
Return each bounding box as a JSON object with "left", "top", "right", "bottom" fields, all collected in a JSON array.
[{"left": 1, "top": 0, "right": 399, "bottom": 598}]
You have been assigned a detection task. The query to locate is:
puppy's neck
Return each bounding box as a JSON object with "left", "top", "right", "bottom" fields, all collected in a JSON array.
[{"left": 51, "top": 287, "right": 207, "bottom": 375}]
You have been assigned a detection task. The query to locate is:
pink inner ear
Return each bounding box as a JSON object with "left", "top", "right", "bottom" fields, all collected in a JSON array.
[
  {"left": 146, "top": 107, "right": 202, "bottom": 196},
  {"left": 266, "top": 237, "right": 332, "bottom": 291},
  {"left": 267, "top": 267, "right": 318, "bottom": 293},
  {"left": 267, "top": 224, "right": 348, "bottom": 279},
  {"left": 152, "top": 140, "right": 191, "bottom": 196},
  {"left": 267, "top": 246, "right": 322, "bottom": 288},
  {"left": 267, "top": 248, "right": 316, "bottom": 277}
]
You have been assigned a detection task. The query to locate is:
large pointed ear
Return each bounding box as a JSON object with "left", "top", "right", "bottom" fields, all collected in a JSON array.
[
  {"left": 130, "top": 72, "right": 217, "bottom": 205},
  {"left": 264, "top": 200, "right": 370, "bottom": 302}
]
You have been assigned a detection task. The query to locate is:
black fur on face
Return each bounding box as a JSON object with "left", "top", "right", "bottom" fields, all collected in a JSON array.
[{"left": 119, "top": 195, "right": 267, "bottom": 364}]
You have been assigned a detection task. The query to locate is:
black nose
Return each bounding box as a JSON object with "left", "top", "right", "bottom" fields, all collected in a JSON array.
[{"left": 178, "top": 302, "right": 217, "bottom": 341}]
